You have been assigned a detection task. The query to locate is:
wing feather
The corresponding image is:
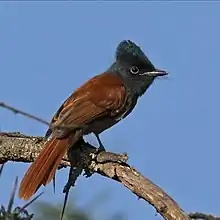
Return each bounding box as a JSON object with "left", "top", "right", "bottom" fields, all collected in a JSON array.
[{"left": 45, "top": 73, "right": 127, "bottom": 138}]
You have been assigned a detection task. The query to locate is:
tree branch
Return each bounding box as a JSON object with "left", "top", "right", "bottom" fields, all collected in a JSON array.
[
  {"left": 0, "top": 132, "right": 190, "bottom": 220},
  {"left": 188, "top": 213, "right": 220, "bottom": 220}
]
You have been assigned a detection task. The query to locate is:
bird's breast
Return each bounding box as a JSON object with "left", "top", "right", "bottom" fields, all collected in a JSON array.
[
  {"left": 85, "top": 94, "right": 138, "bottom": 135},
  {"left": 85, "top": 116, "right": 118, "bottom": 135}
]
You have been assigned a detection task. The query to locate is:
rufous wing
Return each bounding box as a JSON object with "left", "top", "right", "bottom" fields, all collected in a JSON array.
[{"left": 46, "top": 72, "right": 127, "bottom": 138}]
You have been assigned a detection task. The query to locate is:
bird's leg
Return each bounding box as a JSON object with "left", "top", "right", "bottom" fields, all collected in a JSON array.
[{"left": 94, "top": 134, "right": 106, "bottom": 152}]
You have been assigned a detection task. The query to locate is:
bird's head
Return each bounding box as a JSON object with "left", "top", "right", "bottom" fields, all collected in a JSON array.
[{"left": 113, "top": 40, "right": 168, "bottom": 96}]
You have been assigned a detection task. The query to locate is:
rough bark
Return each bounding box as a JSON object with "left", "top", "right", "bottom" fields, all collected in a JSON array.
[{"left": 0, "top": 132, "right": 190, "bottom": 220}]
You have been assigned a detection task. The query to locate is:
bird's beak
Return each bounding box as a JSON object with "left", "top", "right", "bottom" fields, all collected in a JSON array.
[{"left": 142, "top": 69, "right": 168, "bottom": 77}]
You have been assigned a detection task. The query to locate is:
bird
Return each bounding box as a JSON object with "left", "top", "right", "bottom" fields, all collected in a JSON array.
[{"left": 18, "top": 40, "right": 168, "bottom": 201}]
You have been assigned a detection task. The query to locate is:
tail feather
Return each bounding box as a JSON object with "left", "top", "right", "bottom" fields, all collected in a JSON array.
[
  {"left": 18, "top": 137, "right": 69, "bottom": 200},
  {"left": 43, "top": 146, "right": 67, "bottom": 186}
]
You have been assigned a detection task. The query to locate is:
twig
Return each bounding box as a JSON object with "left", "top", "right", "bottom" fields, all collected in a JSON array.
[
  {"left": 0, "top": 164, "right": 5, "bottom": 177},
  {"left": 18, "top": 192, "right": 44, "bottom": 214},
  {"left": 0, "top": 102, "right": 86, "bottom": 131},
  {"left": 61, "top": 167, "right": 83, "bottom": 220},
  {"left": 7, "top": 176, "right": 18, "bottom": 214},
  {"left": 188, "top": 212, "right": 220, "bottom": 220},
  {"left": 0, "top": 102, "right": 49, "bottom": 126}
]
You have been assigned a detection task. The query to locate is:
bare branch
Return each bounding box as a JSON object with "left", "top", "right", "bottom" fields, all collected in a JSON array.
[
  {"left": 0, "top": 132, "right": 189, "bottom": 220},
  {"left": 0, "top": 102, "right": 86, "bottom": 132},
  {"left": 188, "top": 212, "right": 220, "bottom": 220},
  {"left": 0, "top": 102, "right": 50, "bottom": 126}
]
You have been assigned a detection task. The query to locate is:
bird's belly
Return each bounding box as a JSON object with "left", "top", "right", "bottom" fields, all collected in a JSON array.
[
  {"left": 85, "top": 116, "right": 118, "bottom": 135},
  {"left": 84, "top": 96, "right": 137, "bottom": 135}
]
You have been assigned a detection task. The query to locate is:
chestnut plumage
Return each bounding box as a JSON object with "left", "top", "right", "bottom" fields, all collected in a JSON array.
[{"left": 18, "top": 40, "right": 168, "bottom": 200}]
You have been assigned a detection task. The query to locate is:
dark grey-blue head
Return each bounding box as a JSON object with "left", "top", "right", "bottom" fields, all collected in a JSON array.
[{"left": 110, "top": 40, "right": 168, "bottom": 96}]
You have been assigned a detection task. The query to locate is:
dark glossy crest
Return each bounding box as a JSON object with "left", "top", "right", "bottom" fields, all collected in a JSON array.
[{"left": 115, "top": 40, "right": 155, "bottom": 68}]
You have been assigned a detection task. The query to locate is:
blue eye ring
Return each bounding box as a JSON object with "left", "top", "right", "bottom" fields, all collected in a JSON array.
[{"left": 130, "top": 66, "right": 139, "bottom": 74}]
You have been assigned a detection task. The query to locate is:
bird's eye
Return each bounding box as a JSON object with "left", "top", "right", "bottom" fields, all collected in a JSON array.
[{"left": 130, "top": 66, "right": 139, "bottom": 75}]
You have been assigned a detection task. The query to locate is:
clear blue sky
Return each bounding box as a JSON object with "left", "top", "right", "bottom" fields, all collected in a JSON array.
[{"left": 1, "top": 1, "right": 220, "bottom": 219}]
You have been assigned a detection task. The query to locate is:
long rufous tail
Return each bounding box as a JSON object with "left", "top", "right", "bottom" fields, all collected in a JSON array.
[{"left": 18, "top": 137, "right": 69, "bottom": 200}]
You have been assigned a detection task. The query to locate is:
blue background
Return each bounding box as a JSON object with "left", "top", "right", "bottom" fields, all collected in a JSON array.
[{"left": 1, "top": 2, "right": 220, "bottom": 219}]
